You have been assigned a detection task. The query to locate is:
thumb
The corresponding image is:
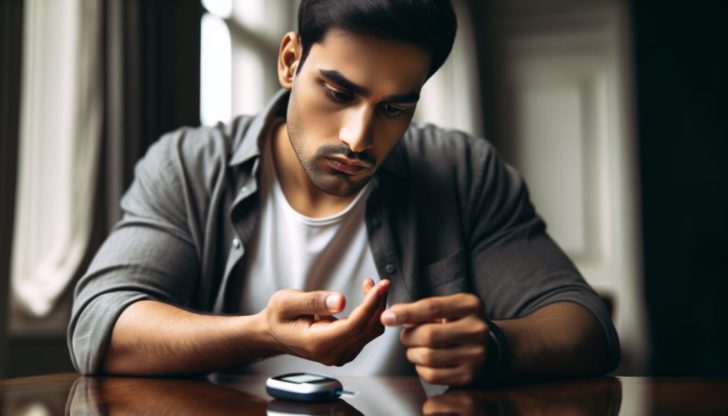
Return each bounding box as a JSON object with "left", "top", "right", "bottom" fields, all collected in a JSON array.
[{"left": 274, "top": 289, "right": 346, "bottom": 319}]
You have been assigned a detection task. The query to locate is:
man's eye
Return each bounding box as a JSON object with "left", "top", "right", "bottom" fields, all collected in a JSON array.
[
  {"left": 324, "top": 86, "right": 353, "bottom": 103},
  {"left": 381, "top": 103, "right": 407, "bottom": 117}
]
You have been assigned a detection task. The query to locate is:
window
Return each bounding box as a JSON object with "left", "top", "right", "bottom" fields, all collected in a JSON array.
[{"left": 201, "top": 0, "right": 298, "bottom": 125}]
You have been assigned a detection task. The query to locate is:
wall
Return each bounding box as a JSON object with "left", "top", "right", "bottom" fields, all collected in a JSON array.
[{"left": 469, "top": 0, "right": 647, "bottom": 375}]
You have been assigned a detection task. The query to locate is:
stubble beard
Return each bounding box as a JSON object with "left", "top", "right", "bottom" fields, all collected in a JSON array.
[
  {"left": 285, "top": 94, "right": 376, "bottom": 197},
  {"left": 287, "top": 123, "right": 374, "bottom": 197}
]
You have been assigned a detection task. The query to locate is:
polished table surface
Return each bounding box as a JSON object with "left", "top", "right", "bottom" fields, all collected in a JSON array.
[{"left": 0, "top": 373, "right": 726, "bottom": 415}]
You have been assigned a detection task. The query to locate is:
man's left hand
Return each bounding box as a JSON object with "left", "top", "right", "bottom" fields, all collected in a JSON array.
[{"left": 381, "top": 293, "right": 489, "bottom": 386}]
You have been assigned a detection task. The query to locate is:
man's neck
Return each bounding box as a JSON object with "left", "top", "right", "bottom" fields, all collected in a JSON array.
[{"left": 271, "top": 122, "right": 356, "bottom": 218}]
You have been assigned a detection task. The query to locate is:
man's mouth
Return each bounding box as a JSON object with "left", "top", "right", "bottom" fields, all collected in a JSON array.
[{"left": 325, "top": 157, "right": 373, "bottom": 175}]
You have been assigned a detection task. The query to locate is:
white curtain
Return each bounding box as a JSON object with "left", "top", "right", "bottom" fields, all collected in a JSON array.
[{"left": 11, "top": 0, "right": 102, "bottom": 317}]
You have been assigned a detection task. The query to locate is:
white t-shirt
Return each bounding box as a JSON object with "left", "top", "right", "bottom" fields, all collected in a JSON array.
[{"left": 238, "top": 121, "right": 411, "bottom": 376}]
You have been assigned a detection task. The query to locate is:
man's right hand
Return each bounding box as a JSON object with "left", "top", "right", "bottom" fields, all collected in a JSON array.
[
  {"left": 260, "top": 278, "right": 389, "bottom": 366},
  {"left": 103, "top": 279, "right": 389, "bottom": 375}
]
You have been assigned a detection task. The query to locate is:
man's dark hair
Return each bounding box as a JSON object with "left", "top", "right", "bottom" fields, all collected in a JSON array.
[{"left": 297, "top": 0, "right": 457, "bottom": 78}]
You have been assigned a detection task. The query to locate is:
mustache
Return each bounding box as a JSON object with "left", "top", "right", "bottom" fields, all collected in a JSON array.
[{"left": 315, "top": 144, "right": 377, "bottom": 166}]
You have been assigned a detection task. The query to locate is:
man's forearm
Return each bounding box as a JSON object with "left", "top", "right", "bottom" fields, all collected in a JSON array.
[
  {"left": 494, "top": 301, "right": 609, "bottom": 379},
  {"left": 103, "top": 300, "right": 278, "bottom": 375},
  {"left": 102, "top": 281, "right": 390, "bottom": 375}
]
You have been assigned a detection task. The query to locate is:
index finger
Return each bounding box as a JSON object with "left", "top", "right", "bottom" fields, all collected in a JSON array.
[
  {"left": 381, "top": 293, "right": 481, "bottom": 326},
  {"left": 347, "top": 279, "right": 390, "bottom": 328},
  {"left": 314, "top": 279, "right": 390, "bottom": 341}
]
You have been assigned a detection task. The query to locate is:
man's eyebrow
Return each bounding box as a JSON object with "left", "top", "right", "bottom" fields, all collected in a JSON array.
[
  {"left": 320, "top": 70, "right": 368, "bottom": 96},
  {"left": 319, "top": 69, "right": 420, "bottom": 104},
  {"left": 385, "top": 92, "right": 420, "bottom": 105}
]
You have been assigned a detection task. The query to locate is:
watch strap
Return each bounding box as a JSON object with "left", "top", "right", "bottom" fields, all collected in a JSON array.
[{"left": 484, "top": 318, "right": 509, "bottom": 381}]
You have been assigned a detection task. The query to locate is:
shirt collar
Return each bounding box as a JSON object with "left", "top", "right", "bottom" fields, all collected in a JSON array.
[
  {"left": 228, "top": 88, "right": 289, "bottom": 167},
  {"left": 227, "top": 88, "right": 409, "bottom": 178}
]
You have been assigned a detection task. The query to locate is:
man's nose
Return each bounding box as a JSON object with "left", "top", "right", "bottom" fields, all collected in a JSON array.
[{"left": 339, "top": 104, "right": 374, "bottom": 153}]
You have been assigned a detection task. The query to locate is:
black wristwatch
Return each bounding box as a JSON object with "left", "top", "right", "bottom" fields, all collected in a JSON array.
[{"left": 483, "top": 319, "right": 509, "bottom": 381}]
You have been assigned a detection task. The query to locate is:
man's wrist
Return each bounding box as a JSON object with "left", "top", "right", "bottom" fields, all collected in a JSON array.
[
  {"left": 482, "top": 319, "right": 509, "bottom": 382},
  {"left": 248, "top": 311, "right": 283, "bottom": 356}
]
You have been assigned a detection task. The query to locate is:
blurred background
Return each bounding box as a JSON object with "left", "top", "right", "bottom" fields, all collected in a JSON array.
[{"left": 0, "top": 0, "right": 726, "bottom": 385}]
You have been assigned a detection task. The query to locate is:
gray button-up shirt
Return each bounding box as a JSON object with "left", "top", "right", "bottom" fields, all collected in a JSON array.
[{"left": 68, "top": 90, "right": 620, "bottom": 375}]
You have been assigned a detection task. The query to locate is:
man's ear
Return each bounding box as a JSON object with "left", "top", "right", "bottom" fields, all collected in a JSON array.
[{"left": 277, "top": 32, "right": 302, "bottom": 90}]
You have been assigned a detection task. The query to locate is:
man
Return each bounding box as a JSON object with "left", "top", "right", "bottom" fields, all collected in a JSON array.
[{"left": 69, "top": 0, "right": 619, "bottom": 386}]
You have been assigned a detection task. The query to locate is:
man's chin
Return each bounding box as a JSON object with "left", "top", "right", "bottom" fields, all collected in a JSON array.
[{"left": 310, "top": 173, "right": 371, "bottom": 197}]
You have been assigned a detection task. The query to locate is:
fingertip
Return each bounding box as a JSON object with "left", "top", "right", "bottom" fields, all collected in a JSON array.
[
  {"left": 325, "top": 293, "right": 345, "bottom": 312},
  {"left": 378, "top": 282, "right": 390, "bottom": 297},
  {"left": 381, "top": 310, "right": 398, "bottom": 326},
  {"left": 362, "top": 278, "right": 374, "bottom": 293}
]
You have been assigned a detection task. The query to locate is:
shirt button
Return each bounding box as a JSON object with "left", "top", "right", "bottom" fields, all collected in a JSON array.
[
  {"left": 232, "top": 238, "right": 241, "bottom": 249},
  {"left": 385, "top": 264, "right": 396, "bottom": 274},
  {"left": 239, "top": 186, "right": 249, "bottom": 195},
  {"left": 371, "top": 218, "right": 381, "bottom": 228}
]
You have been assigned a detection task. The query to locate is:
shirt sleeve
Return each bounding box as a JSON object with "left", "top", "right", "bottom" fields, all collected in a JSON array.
[
  {"left": 67, "top": 131, "right": 202, "bottom": 375},
  {"left": 466, "top": 141, "right": 621, "bottom": 372}
]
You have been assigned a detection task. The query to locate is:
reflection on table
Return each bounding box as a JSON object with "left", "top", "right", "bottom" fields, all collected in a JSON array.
[
  {"left": 423, "top": 377, "right": 622, "bottom": 415},
  {"left": 1, "top": 372, "right": 727, "bottom": 415}
]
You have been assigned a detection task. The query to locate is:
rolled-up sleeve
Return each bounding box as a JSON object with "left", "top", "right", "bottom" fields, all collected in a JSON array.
[{"left": 67, "top": 132, "right": 201, "bottom": 375}]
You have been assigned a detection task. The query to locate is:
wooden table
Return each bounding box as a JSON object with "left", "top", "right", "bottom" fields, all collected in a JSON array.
[{"left": 0, "top": 373, "right": 726, "bottom": 415}]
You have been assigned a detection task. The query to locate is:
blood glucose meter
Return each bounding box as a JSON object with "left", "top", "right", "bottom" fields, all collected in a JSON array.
[{"left": 266, "top": 373, "right": 348, "bottom": 402}]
